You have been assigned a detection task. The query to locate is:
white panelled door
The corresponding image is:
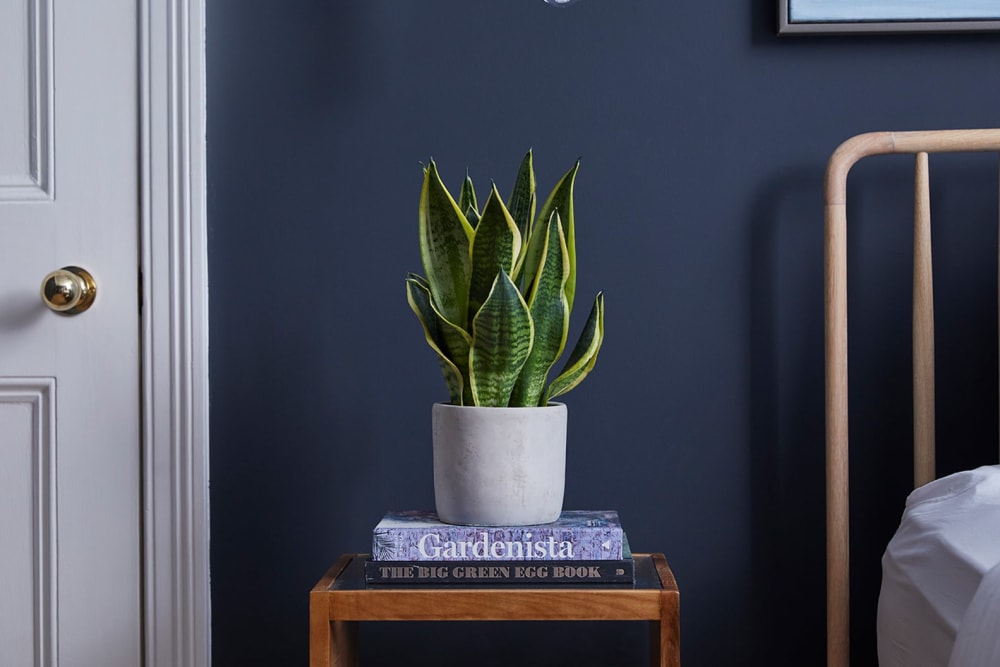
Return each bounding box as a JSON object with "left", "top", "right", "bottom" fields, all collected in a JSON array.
[{"left": 0, "top": 1, "right": 142, "bottom": 666}]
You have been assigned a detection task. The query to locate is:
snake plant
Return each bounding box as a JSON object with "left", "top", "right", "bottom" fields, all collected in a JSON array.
[{"left": 406, "top": 150, "right": 605, "bottom": 407}]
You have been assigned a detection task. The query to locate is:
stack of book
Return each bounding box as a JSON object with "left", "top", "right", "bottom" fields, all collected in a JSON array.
[{"left": 365, "top": 509, "right": 634, "bottom": 585}]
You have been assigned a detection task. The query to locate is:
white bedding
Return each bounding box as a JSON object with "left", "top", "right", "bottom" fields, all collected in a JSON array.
[
  {"left": 948, "top": 559, "right": 1000, "bottom": 667},
  {"left": 878, "top": 465, "right": 1000, "bottom": 667}
]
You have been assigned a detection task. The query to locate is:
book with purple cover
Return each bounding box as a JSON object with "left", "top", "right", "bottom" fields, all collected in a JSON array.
[{"left": 371, "top": 510, "right": 624, "bottom": 561}]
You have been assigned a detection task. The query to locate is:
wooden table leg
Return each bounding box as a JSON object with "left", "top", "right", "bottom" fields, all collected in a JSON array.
[
  {"left": 650, "top": 554, "right": 681, "bottom": 666},
  {"left": 330, "top": 620, "right": 359, "bottom": 667},
  {"left": 310, "top": 615, "right": 332, "bottom": 667},
  {"left": 310, "top": 556, "right": 355, "bottom": 667},
  {"left": 309, "top": 608, "right": 358, "bottom": 666},
  {"left": 309, "top": 603, "right": 333, "bottom": 667},
  {"left": 650, "top": 614, "right": 680, "bottom": 667}
]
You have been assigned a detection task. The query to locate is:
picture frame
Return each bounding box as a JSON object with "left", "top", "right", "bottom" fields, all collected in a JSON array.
[{"left": 779, "top": 0, "right": 1000, "bottom": 34}]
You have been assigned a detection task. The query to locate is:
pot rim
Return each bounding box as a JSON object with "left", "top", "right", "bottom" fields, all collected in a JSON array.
[{"left": 433, "top": 401, "right": 566, "bottom": 411}]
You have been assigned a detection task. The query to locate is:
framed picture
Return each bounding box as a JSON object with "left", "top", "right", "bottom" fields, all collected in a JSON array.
[{"left": 779, "top": 0, "right": 1000, "bottom": 34}]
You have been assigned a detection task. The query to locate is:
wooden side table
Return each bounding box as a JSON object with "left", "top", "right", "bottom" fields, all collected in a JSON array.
[{"left": 310, "top": 553, "right": 680, "bottom": 667}]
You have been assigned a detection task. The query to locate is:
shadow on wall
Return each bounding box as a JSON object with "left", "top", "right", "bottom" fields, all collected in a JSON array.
[
  {"left": 207, "top": 2, "right": 398, "bottom": 665},
  {"left": 748, "top": 163, "right": 828, "bottom": 664}
]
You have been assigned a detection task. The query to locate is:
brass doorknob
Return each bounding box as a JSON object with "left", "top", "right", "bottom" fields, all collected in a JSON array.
[{"left": 40, "top": 266, "right": 97, "bottom": 314}]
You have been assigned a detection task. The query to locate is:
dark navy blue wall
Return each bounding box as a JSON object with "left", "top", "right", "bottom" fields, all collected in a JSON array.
[{"left": 207, "top": 1, "right": 1000, "bottom": 664}]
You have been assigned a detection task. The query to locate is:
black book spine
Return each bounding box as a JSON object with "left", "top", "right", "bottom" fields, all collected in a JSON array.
[{"left": 364, "top": 558, "right": 635, "bottom": 585}]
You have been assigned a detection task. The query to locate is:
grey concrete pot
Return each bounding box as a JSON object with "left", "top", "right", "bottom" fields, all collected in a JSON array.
[{"left": 432, "top": 402, "right": 567, "bottom": 526}]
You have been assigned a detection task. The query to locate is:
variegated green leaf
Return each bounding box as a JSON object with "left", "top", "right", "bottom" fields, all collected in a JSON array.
[
  {"left": 469, "top": 269, "right": 534, "bottom": 407},
  {"left": 522, "top": 160, "right": 579, "bottom": 312},
  {"left": 419, "top": 160, "right": 475, "bottom": 328},
  {"left": 468, "top": 184, "right": 521, "bottom": 324},
  {"left": 405, "top": 277, "right": 464, "bottom": 404},
  {"left": 465, "top": 206, "right": 481, "bottom": 229},
  {"left": 459, "top": 171, "right": 479, "bottom": 227},
  {"left": 407, "top": 273, "right": 474, "bottom": 404},
  {"left": 544, "top": 291, "right": 604, "bottom": 403},
  {"left": 435, "top": 311, "right": 474, "bottom": 406},
  {"left": 509, "top": 211, "right": 570, "bottom": 407},
  {"left": 507, "top": 149, "right": 536, "bottom": 254},
  {"left": 511, "top": 192, "right": 534, "bottom": 285},
  {"left": 406, "top": 272, "right": 429, "bottom": 290}
]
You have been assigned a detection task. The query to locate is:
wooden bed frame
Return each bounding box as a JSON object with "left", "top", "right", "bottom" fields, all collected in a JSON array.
[{"left": 824, "top": 129, "right": 1000, "bottom": 667}]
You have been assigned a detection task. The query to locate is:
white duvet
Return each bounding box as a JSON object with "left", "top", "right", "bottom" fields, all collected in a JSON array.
[{"left": 878, "top": 465, "right": 1000, "bottom": 666}]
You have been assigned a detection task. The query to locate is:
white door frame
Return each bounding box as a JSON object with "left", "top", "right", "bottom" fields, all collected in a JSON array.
[{"left": 140, "top": 1, "right": 210, "bottom": 665}]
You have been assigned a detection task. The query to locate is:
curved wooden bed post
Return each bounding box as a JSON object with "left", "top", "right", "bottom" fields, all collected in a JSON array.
[{"left": 823, "top": 129, "right": 1000, "bottom": 667}]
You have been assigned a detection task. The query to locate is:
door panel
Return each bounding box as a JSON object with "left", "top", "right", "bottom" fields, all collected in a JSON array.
[
  {"left": 0, "top": 0, "right": 52, "bottom": 200},
  {"left": 0, "top": 1, "right": 142, "bottom": 665},
  {"left": 0, "top": 379, "right": 55, "bottom": 667}
]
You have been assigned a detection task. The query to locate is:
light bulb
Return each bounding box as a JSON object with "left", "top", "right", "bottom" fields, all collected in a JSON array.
[{"left": 544, "top": 0, "right": 580, "bottom": 6}]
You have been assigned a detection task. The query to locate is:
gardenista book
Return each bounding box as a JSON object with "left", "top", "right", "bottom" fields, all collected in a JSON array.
[{"left": 371, "top": 510, "right": 625, "bottom": 561}]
